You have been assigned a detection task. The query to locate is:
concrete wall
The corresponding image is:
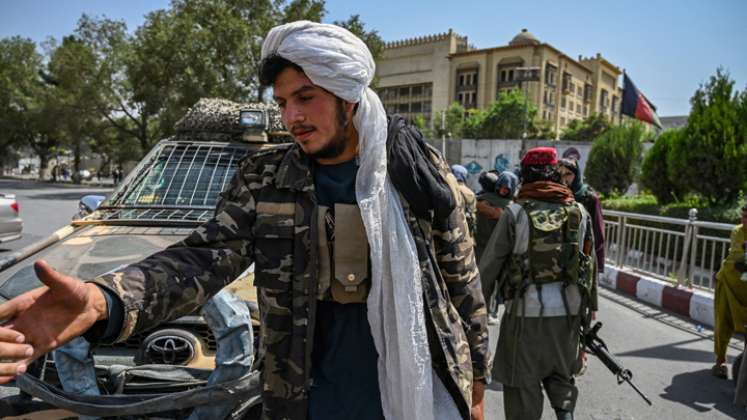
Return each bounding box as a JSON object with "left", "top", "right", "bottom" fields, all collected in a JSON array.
[{"left": 423, "top": 138, "right": 653, "bottom": 193}]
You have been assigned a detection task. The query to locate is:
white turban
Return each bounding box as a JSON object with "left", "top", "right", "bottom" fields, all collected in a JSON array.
[{"left": 261, "top": 21, "right": 460, "bottom": 420}]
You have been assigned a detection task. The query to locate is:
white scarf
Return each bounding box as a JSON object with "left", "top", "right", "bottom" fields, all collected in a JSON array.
[{"left": 261, "top": 21, "right": 460, "bottom": 419}]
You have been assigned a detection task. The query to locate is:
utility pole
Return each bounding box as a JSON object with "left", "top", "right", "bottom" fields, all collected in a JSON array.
[
  {"left": 515, "top": 66, "right": 541, "bottom": 157},
  {"left": 441, "top": 109, "right": 446, "bottom": 160}
]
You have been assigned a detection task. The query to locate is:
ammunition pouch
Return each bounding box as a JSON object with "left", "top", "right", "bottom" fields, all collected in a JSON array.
[{"left": 317, "top": 204, "right": 370, "bottom": 304}]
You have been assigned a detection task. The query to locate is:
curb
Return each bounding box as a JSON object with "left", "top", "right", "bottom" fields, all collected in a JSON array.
[{"left": 601, "top": 265, "right": 715, "bottom": 328}]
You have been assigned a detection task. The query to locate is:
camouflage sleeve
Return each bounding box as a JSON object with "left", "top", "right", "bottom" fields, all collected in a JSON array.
[
  {"left": 477, "top": 210, "right": 515, "bottom": 304},
  {"left": 91, "top": 166, "right": 256, "bottom": 342},
  {"left": 432, "top": 203, "right": 490, "bottom": 381}
]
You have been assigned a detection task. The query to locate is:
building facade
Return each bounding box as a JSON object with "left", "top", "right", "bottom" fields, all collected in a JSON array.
[{"left": 376, "top": 29, "right": 624, "bottom": 137}]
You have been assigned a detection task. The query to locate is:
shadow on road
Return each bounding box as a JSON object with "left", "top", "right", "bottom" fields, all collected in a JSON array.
[
  {"left": 618, "top": 337, "right": 718, "bottom": 363},
  {"left": 661, "top": 369, "right": 744, "bottom": 418}
]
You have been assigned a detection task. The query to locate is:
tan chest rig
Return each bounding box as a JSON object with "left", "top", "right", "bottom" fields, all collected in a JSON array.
[{"left": 316, "top": 203, "right": 371, "bottom": 304}]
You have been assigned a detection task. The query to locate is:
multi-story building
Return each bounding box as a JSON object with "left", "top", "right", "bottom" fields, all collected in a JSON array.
[{"left": 376, "top": 29, "right": 624, "bottom": 137}]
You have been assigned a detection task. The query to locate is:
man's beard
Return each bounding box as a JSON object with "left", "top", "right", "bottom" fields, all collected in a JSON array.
[{"left": 306, "top": 101, "right": 349, "bottom": 160}]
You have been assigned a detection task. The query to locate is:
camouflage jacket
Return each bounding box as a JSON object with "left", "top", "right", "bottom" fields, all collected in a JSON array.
[{"left": 93, "top": 143, "right": 489, "bottom": 420}]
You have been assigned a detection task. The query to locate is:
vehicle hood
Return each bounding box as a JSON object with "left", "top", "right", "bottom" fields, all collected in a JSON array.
[{"left": 0, "top": 225, "right": 190, "bottom": 302}]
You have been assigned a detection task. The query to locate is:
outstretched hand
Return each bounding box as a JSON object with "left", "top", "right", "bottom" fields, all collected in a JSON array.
[{"left": 0, "top": 260, "right": 108, "bottom": 384}]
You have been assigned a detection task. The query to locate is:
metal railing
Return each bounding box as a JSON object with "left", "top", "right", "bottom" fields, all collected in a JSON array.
[{"left": 603, "top": 209, "right": 735, "bottom": 291}]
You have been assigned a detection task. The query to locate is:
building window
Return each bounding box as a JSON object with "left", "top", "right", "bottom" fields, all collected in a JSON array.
[
  {"left": 378, "top": 82, "right": 433, "bottom": 121},
  {"left": 562, "top": 72, "right": 572, "bottom": 92},
  {"left": 456, "top": 68, "right": 478, "bottom": 108},
  {"left": 545, "top": 63, "right": 557, "bottom": 86},
  {"left": 600, "top": 89, "right": 609, "bottom": 111},
  {"left": 561, "top": 97, "right": 566, "bottom": 109},
  {"left": 584, "top": 84, "right": 593, "bottom": 102},
  {"left": 611, "top": 96, "right": 618, "bottom": 113}
]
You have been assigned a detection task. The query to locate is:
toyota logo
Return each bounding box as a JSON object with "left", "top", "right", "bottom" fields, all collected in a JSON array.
[{"left": 144, "top": 335, "right": 195, "bottom": 365}]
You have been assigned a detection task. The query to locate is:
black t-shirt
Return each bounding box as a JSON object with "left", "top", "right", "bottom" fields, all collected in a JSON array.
[{"left": 309, "top": 158, "right": 383, "bottom": 420}]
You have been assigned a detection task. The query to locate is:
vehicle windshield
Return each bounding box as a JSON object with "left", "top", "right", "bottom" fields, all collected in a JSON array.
[{"left": 99, "top": 140, "right": 250, "bottom": 224}]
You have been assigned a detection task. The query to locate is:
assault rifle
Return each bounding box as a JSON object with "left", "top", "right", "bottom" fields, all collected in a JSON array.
[{"left": 583, "top": 321, "right": 653, "bottom": 406}]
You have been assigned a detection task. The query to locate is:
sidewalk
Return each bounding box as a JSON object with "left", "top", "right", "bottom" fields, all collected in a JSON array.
[{"left": 601, "top": 264, "right": 715, "bottom": 328}]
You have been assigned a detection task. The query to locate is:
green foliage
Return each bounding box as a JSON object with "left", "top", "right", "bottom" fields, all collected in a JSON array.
[
  {"left": 640, "top": 129, "right": 686, "bottom": 204},
  {"left": 602, "top": 193, "right": 745, "bottom": 224},
  {"left": 667, "top": 68, "right": 747, "bottom": 205},
  {"left": 433, "top": 102, "right": 466, "bottom": 139},
  {"left": 462, "top": 89, "right": 537, "bottom": 139},
  {"left": 0, "top": 1, "right": 388, "bottom": 172},
  {"left": 584, "top": 123, "right": 647, "bottom": 196},
  {"left": 412, "top": 115, "right": 432, "bottom": 138},
  {"left": 560, "top": 113, "right": 611, "bottom": 141},
  {"left": 0, "top": 36, "right": 64, "bottom": 177},
  {"left": 530, "top": 119, "right": 556, "bottom": 140}
]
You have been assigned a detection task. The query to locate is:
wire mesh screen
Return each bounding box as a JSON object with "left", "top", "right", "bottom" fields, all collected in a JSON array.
[
  {"left": 101, "top": 142, "right": 250, "bottom": 223},
  {"left": 121, "top": 142, "right": 247, "bottom": 209}
]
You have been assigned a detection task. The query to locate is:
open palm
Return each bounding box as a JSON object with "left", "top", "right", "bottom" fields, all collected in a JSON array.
[{"left": 0, "top": 260, "right": 106, "bottom": 383}]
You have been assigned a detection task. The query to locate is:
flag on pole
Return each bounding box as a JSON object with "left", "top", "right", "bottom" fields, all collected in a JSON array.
[{"left": 622, "top": 73, "right": 662, "bottom": 128}]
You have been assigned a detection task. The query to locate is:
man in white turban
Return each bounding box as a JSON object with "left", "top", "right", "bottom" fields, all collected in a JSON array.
[{"left": 0, "top": 21, "right": 488, "bottom": 420}]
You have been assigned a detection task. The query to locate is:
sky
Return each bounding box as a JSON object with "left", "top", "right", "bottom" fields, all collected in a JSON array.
[{"left": 1, "top": 0, "right": 745, "bottom": 116}]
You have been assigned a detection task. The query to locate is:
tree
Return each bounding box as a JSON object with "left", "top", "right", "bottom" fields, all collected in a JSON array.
[
  {"left": 0, "top": 36, "right": 65, "bottom": 179},
  {"left": 128, "top": 0, "right": 328, "bottom": 148},
  {"left": 584, "top": 123, "right": 647, "bottom": 196},
  {"left": 560, "top": 113, "right": 611, "bottom": 141},
  {"left": 462, "top": 89, "right": 538, "bottom": 139},
  {"left": 432, "top": 102, "right": 466, "bottom": 139},
  {"left": 71, "top": 15, "right": 155, "bottom": 158},
  {"left": 667, "top": 68, "right": 746, "bottom": 204},
  {"left": 640, "top": 129, "right": 686, "bottom": 204}
]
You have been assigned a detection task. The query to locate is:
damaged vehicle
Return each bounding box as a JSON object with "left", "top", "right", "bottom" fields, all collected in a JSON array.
[{"left": 0, "top": 98, "right": 291, "bottom": 419}]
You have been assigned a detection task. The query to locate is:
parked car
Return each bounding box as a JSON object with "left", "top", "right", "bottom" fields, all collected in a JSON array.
[
  {"left": 0, "top": 98, "right": 290, "bottom": 372},
  {"left": 0, "top": 193, "right": 22, "bottom": 243}
]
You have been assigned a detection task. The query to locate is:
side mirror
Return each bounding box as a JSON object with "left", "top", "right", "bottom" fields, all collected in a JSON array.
[{"left": 77, "top": 195, "right": 106, "bottom": 217}]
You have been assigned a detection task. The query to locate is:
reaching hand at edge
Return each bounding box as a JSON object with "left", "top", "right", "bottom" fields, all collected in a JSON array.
[{"left": 0, "top": 259, "right": 107, "bottom": 384}]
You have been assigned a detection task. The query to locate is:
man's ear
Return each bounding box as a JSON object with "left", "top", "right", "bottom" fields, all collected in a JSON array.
[{"left": 345, "top": 101, "right": 357, "bottom": 119}]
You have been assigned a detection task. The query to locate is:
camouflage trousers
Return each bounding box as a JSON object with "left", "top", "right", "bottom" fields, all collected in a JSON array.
[{"left": 54, "top": 289, "right": 254, "bottom": 420}]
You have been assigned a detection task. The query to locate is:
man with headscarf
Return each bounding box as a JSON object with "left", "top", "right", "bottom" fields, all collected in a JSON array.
[
  {"left": 452, "top": 164, "right": 477, "bottom": 241},
  {"left": 475, "top": 170, "right": 518, "bottom": 324},
  {"left": 0, "top": 21, "right": 488, "bottom": 420},
  {"left": 480, "top": 148, "right": 597, "bottom": 420},
  {"left": 558, "top": 158, "right": 605, "bottom": 274}
]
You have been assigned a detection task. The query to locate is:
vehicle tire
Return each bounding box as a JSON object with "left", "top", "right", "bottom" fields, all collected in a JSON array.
[
  {"left": 733, "top": 353, "right": 743, "bottom": 385},
  {"left": 135, "top": 328, "right": 206, "bottom": 367}
]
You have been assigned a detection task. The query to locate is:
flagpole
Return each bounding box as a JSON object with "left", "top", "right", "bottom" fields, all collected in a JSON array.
[{"left": 620, "top": 69, "right": 626, "bottom": 125}]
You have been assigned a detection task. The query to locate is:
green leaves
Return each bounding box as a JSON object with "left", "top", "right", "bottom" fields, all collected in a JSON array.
[
  {"left": 560, "top": 113, "right": 611, "bottom": 141},
  {"left": 0, "top": 0, "right": 386, "bottom": 176},
  {"left": 642, "top": 68, "right": 747, "bottom": 205},
  {"left": 640, "top": 129, "right": 685, "bottom": 204},
  {"left": 584, "top": 122, "right": 646, "bottom": 196},
  {"left": 461, "top": 89, "right": 539, "bottom": 139}
]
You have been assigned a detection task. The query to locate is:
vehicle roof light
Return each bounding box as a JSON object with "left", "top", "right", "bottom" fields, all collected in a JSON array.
[{"left": 239, "top": 110, "right": 267, "bottom": 130}]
